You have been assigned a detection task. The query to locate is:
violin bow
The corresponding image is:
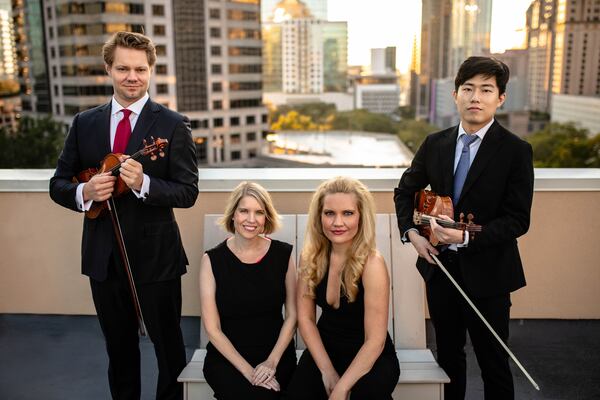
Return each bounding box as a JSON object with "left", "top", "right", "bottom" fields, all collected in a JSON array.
[
  {"left": 428, "top": 252, "right": 540, "bottom": 391},
  {"left": 107, "top": 197, "right": 148, "bottom": 337}
]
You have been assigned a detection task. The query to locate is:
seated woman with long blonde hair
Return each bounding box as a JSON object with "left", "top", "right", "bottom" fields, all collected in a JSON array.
[
  {"left": 199, "top": 181, "right": 297, "bottom": 399},
  {"left": 286, "top": 177, "right": 400, "bottom": 400}
]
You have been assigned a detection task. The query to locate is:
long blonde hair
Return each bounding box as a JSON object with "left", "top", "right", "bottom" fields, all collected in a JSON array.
[{"left": 300, "top": 177, "right": 376, "bottom": 302}]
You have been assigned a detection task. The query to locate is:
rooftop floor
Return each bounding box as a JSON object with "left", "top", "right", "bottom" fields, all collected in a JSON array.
[{"left": 1, "top": 315, "right": 598, "bottom": 399}]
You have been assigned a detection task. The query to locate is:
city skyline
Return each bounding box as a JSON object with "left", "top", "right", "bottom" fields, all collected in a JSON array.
[{"left": 327, "top": 0, "right": 532, "bottom": 72}]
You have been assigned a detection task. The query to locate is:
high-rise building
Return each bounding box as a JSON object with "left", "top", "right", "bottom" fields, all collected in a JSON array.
[
  {"left": 415, "top": 0, "right": 451, "bottom": 119},
  {"left": 370, "top": 47, "right": 396, "bottom": 74},
  {"left": 167, "top": 0, "right": 267, "bottom": 165},
  {"left": 262, "top": 0, "right": 327, "bottom": 21},
  {"left": 12, "top": 0, "right": 51, "bottom": 114},
  {"left": 448, "top": 0, "right": 492, "bottom": 77},
  {"left": 526, "top": 0, "right": 600, "bottom": 113},
  {"left": 262, "top": 0, "right": 346, "bottom": 94},
  {"left": 0, "top": 0, "right": 16, "bottom": 79},
  {"left": 29, "top": 0, "right": 267, "bottom": 165}
]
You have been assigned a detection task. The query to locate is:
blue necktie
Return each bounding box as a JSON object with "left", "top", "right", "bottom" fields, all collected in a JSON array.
[{"left": 453, "top": 134, "right": 479, "bottom": 205}]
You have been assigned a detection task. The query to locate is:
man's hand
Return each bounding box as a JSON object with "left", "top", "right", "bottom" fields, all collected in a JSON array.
[
  {"left": 407, "top": 230, "right": 438, "bottom": 264},
  {"left": 82, "top": 172, "right": 116, "bottom": 202},
  {"left": 429, "top": 216, "right": 464, "bottom": 245},
  {"left": 119, "top": 156, "right": 144, "bottom": 192}
]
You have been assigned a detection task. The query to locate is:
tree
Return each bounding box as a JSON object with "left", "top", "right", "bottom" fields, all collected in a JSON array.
[
  {"left": 396, "top": 119, "right": 438, "bottom": 153},
  {"left": 527, "top": 122, "right": 599, "bottom": 167},
  {"left": 331, "top": 109, "right": 397, "bottom": 133},
  {"left": 0, "top": 116, "right": 66, "bottom": 168},
  {"left": 270, "top": 102, "right": 337, "bottom": 127},
  {"left": 270, "top": 110, "right": 319, "bottom": 131}
]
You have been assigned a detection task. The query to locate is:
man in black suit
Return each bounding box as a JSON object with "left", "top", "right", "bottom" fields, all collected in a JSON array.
[
  {"left": 50, "top": 32, "right": 198, "bottom": 400},
  {"left": 394, "top": 57, "right": 534, "bottom": 400}
]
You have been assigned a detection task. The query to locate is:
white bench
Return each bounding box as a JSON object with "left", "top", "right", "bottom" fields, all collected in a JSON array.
[{"left": 178, "top": 214, "right": 449, "bottom": 399}]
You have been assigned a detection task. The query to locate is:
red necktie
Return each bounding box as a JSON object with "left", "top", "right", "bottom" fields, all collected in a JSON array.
[{"left": 113, "top": 109, "right": 132, "bottom": 154}]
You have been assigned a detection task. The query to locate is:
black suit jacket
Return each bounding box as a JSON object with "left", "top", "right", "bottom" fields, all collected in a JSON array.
[
  {"left": 394, "top": 120, "right": 534, "bottom": 298},
  {"left": 50, "top": 99, "right": 199, "bottom": 283}
]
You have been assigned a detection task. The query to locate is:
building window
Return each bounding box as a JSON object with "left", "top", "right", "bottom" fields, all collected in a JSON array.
[
  {"left": 230, "top": 117, "right": 240, "bottom": 126},
  {"left": 231, "top": 99, "right": 261, "bottom": 108},
  {"left": 229, "top": 46, "right": 261, "bottom": 56},
  {"left": 210, "top": 27, "right": 221, "bottom": 38},
  {"left": 231, "top": 150, "right": 241, "bottom": 160},
  {"left": 213, "top": 100, "right": 223, "bottom": 110},
  {"left": 195, "top": 137, "right": 208, "bottom": 164},
  {"left": 50, "top": 47, "right": 56, "bottom": 58},
  {"left": 231, "top": 133, "right": 241, "bottom": 144},
  {"left": 156, "top": 45, "right": 167, "bottom": 56},
  {"left": 213, "top": 118, "right": 224, "bottom": 127},
  {"left": 212, "top": 82, "right": 223, "bottom": 92},
  {"left": 52, "top": 66, "right": 57, "bottom": 78},
  {"left": 209, "top": 9, "right": 221, "bottom": 19},
  {"left": 154, "top": 25, "right": 166, "bottom": 36},
  {"left": 155, "top": 64, "right": 167, "bottom": 75},
  {"left": 247, "top": 132, "right": 256, "bottom": 141},
  {"left": 262, "top": 114, "right": 268, "bottom": 123},
  {"left": 156, "top": 84, "right": 169, "bottom": 94},
  {"left": 211, "top": 46, "right": 222, "bottom": 56},
  {"left": 211, "top": 64, "right": 222, "bottom": 74},
  {"left": 246, "top": 115, "right": 256, "bottom": 125},
  {"left": 229, "top": 64, "right": 262, "bottom": 74},
  {"left": 152, "top": 4, "right": 165, "bottom": 16},
  {"left": 54, "top": 85, "right": 59, "bottom": 96},
  {"left": 248, "top": 149, "right": 257, "bottom": 158}
]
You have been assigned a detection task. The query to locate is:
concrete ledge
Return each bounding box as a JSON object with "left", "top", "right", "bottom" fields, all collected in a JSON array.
[{"left": 1, "top": 168, "right": 599, "bottom": 192}]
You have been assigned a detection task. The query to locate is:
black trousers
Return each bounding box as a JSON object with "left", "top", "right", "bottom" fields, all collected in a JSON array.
[
  {"left": 90, "top": 257, "right": 186, "bottom": 400},
  {"left": 426, "top": 251, "right": 513, "bottom": 400}
]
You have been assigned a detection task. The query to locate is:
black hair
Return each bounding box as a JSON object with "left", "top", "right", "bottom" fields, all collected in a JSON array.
[{"left": 454, "top": 56, "right": 510, "bottom": 95}]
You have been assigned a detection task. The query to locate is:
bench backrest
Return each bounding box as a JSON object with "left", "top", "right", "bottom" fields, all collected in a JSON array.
[{"left": 200, "top": 214, "right": 426, "bottom": 350}]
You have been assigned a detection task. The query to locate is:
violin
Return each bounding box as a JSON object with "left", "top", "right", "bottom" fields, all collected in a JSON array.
[
  {"left": 412, "top": 189, "right": 482, "bottom": 246},
  {"left": 73, "top": 137, "right": 168, "bottom": 219}
]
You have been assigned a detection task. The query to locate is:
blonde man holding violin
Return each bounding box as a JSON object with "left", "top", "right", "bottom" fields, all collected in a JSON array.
[
  {"left": 394, "top": 56, "right": 534, "bottom": 400},
  {"left": 50, "top": 31, "right": 198, "bottom": 400}
]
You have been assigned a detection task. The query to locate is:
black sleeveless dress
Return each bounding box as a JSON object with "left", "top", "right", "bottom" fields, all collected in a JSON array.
[
  {"left": 285, "top": 265, "right": 400, "bottom": 400},
  {"left": 203, "top": 239, "right": 297, "bottom": 400}
]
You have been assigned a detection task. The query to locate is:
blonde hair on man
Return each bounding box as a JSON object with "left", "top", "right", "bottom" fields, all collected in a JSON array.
[
  {"left": 102, "top": 31, "right": 157, "bottom": 67},
  {"left": 219, "top": 181, "right": 281, "bottom": 235},
  {"left": 300, "top": 176, "right": 377, "bottom": 303}
]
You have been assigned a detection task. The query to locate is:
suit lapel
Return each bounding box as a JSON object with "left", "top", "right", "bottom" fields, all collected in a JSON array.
[
  {"left": 457, "top": 121, "right": 504, "bottom": 205},
  {"left": 95, "top": 102, "right": 111, "bottom": 158},
  {"left": 440, "top": 126, "right": 459, "bottom": 196},
  {"left": 126, "top": 100, "right": 161, "bottom": 155}
]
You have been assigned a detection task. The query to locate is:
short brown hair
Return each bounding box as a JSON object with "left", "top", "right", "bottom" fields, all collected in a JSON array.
[
  {"left": 102, "top": 31, "right": 157, "bottom": 67},
  {"left": 218, "top": 181, "right": 281, "bottom": 235}
]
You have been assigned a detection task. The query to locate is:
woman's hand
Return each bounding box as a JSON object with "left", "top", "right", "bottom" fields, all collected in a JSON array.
[
  {"left": 328, "top": 385, "right": 350, "bottom": 400},
  {"left": 252, "top": 359, "right": 277, "bottom": 386},
  {"left": 256, "top": 377, "right": 281, "bottom": 391},
  {"left": 321, "top": 368, "right": 340, "bottom": 396}
]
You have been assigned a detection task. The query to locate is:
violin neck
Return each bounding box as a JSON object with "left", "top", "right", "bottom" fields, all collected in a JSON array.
[
  {"left": 108, "top": 150, "right": 144, "bottom": 175},
  {"left": 420, "top": 214, "right": 462, "bottom": 230}
]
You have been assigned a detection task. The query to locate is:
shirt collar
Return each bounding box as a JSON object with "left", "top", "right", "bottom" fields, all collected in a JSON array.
[
  {"left": 457, "top": 118, "right": 495, "bottom": 143},
  {"left": 111, "top": 92, "right": 149, "bottom": 116}
]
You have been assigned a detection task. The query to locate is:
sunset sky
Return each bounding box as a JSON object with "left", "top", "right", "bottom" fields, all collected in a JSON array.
[{"left": 327, "top": 0, "right": 533, "bottom": 72}]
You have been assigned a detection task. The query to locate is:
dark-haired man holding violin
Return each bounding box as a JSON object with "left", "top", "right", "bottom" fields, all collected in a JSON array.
[
  {"left": 394, "top": 56, "right": 534, "bottom": 400},
  {"left": 49, "top": 31, "right": 198, "bottom": 400}
]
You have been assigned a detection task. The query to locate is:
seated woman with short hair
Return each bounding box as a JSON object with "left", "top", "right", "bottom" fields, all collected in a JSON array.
[
  {"left": 286, "top": 176, "right": 400, "bottom": 400},
  {"left": 199, "top": 181, "right": 297, "bottom": 399}
]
